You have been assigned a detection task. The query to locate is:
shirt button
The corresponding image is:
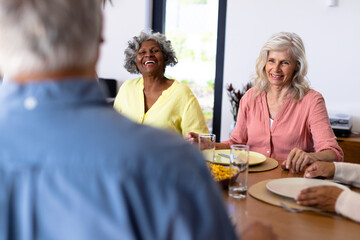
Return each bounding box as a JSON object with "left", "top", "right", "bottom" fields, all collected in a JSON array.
[
  {"left": 267, "top": 150, "right": 270, "bottom": 154},
  {"left": 24, "top": 97, "right": 38, "bottom": 110}
]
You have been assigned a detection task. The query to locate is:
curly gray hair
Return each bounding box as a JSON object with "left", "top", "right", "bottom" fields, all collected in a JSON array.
[
  {"left": 253, "top": 32, "right": 310, "bottom": 100},
  {"left": 124, "top": 31, "right": 178, "bottom": 74}
]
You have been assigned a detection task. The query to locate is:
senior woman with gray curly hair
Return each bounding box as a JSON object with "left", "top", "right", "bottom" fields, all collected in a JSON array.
[
  {"left": 114, "top": 31, "right": 209, "bottom": 136},
  {"left": 187, "top": 32, "right": 343, "bottom": 173}
]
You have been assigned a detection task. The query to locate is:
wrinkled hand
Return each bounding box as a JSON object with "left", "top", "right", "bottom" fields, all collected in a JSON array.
[
  {"left": 303, "top": 161, "right": 335, "bottom": 179},
  {"left": 242, "top": 221, "right": 277, "bottom": 240},
  {"left": 185, "top": 132, "right": 199, "bottom": 145},
  {"left": 282, "top": 148, "right": 315, "bottom": 173},
  {"left": 295, "top": 186, "right": 343, "bottom": 212}
]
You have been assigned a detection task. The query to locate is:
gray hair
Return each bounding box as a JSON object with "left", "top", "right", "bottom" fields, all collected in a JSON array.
[
  {"left": 253, "top": 32, "right": 309, "bottom": 100},
  {"left": 0, "top": 0, "right": 102, "bottom": 78},
  {"left": 124, "top": 30, "right": 178, "bottom": 74}
]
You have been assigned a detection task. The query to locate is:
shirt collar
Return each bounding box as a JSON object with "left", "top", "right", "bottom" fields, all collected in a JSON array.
[{"left": 0, "top": 78, "right": 107, "bottom": 111}]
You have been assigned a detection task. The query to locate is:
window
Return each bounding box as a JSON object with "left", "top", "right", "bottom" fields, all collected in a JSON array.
[{"left": 153, "top": 0, "right": 227, "bottom": 138}]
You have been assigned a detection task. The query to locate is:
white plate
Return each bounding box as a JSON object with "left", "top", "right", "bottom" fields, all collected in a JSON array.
[
  {"left": 213, "top": 149, "right": 266, "bottom": 166},
  {"left": 266, "top": 177, "right": 349, "bottom": 199}
]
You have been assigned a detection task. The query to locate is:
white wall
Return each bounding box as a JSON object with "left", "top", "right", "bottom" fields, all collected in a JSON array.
[
  {"left": 220, "top": 0, "right": 360, "bottom": 141},
  {"left": 97, "top": 0, "right": 150, "bottom": 82}
]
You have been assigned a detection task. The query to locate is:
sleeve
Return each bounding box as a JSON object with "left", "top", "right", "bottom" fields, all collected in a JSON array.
[
  {"left": 181, "top": 90, "right": 209, "bottom": 136},
  {"left": 335, "top": 190, "right": 360, "bottom": 223},
  {"left": 334, "top": 162, "right": 360, "bottom": 188},
  {"left": 221, "top": 89, "right": 251, "bottom": 146},
  {"left": 113, "top": 81, "right": 126, "bottom": 113},
  {"left": 307, "top": 92, "right": 344, "bottom": 161}
]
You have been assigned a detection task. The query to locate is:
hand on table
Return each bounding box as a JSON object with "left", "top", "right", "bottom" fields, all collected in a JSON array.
[
  {"left": 282, "top": 148, "right": 315, "bottom": 173},
  {"left": 303, "top": 161, "right": 335, "bottom": 179},
  {"left": 295, "top": 161, "right": 340, "bottom": 212},
  {"left": 242, "top": 221, "right": 277, "bottom": 240},
  {"left": 295, "top": 186, "right": 343, "bottom": 212}
]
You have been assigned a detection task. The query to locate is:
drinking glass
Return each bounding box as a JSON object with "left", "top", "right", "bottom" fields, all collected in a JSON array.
[
  {"left": 198, "top": 133, "right": 216, "bottom": 162},
  {"left": 229, "top": 144, "right": 249, "bottom": 199}
]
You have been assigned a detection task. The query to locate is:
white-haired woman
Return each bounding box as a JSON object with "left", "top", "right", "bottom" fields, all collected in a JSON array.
[
  {"left": 114, "top": 31, "right": 209, "bottom": 136},
  {"left": 187, "top": 32, "right": 343, "bottom": 173}
]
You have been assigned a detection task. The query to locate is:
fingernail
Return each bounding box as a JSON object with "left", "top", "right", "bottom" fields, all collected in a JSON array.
[{"left": 305, "top": 173, "right": 310, "bottom": 178}]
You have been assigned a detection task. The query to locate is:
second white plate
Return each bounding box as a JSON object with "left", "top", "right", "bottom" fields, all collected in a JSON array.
[{"left": 266, "top": 177, "right": 349, "bottom": 199}]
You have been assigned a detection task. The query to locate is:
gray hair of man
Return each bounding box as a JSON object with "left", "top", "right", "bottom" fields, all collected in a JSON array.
[
  {"left": 124, "top": 30, "right": 178, "bottom": 74},
  {"left": 253, "top": 32, "right": 310, "bottom": 100},
  {"left": 0, "top": 0, "right": 103, "bottom": 78}
]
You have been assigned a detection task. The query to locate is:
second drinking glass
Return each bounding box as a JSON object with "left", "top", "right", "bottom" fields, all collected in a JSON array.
[{"left": 198, "top": 133, "right": 216, "bottom": 162}]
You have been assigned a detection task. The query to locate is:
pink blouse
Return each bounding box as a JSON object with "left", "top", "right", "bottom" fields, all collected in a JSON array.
[{"left": 223, "top": 88, "right": 344, "bottom": 161}]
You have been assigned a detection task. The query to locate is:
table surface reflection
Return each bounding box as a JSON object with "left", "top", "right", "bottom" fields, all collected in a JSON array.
[{"left": 224, "top": 159, "right": 360, "bottom": 240}]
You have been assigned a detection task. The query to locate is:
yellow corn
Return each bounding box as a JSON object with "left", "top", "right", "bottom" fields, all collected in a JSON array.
[{"left": 206, "top": 163, "right": 238, "bottom": 181}]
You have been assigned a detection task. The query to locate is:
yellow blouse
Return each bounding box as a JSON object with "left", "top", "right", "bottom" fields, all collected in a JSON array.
[{"left": 113, "top": 77, "right": 209, "bottom": 136}]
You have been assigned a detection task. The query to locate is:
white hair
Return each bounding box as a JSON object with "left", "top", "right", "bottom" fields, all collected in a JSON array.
[
  {"left": 253, "top": 32, "right": 309, "bottom": 100},
  {"left": 0, "top": 0, "right": 102, "bottom": 78}
]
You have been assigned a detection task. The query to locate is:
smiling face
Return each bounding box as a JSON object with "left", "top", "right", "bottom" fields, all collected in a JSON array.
[
  {"left": 265, "top": 50, "right": 298, "bottom": 88},
  {"left": 136, "top": 40, "right": 165, "bottom": 76}
]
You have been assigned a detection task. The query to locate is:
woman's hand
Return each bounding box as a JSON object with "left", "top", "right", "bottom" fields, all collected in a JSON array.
[
  {"left": 282, "top": 149, "right": 337, "bottom": 174},
  {"left": 185, "top": 132, "right": 230, "bottom": 150},
  {"left": 185, "top": 132, "right": 199, "bottom": 145},
  {"left": 282, "top": 148, "right": 315, "bottom": 173},
  {"left": 295, "top": 186, "right": 343, "bottom": 212},
  {"left": 303, "top": 161, "right": 335, "bottom": 179}
]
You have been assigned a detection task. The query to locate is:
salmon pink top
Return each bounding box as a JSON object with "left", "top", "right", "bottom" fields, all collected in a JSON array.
[{"left": 222, "top": 88, "right": 343, "bottom": 161}]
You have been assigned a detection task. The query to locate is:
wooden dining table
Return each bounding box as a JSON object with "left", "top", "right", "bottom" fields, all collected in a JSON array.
[{"left": 223, "top": 159, "right": 360, "bottom": 240}]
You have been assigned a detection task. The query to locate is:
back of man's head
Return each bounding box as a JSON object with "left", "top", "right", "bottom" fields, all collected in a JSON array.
[{"left": 0, "top": 0, "right": 102, "bottom": 78}]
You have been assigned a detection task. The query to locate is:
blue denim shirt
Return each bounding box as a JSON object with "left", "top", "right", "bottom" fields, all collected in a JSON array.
[{"left": 0, "top": 79, "right": 237, "bottom": 240}]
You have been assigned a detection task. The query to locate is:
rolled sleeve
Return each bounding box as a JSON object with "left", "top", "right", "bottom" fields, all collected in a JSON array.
[
  {"left": 182, "top": 96, "right": 209, "bottom": 136},
  {"left": 308, "top": 93, "right": 344, "bottom": 161}
]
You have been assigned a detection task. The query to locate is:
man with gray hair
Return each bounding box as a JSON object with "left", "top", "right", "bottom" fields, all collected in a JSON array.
[{"left": 0, "top": 0, "right": 237, "bottom": 239}]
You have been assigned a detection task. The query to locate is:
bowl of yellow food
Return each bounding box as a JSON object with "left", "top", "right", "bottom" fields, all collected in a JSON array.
[{"left": 206, "top": 162, "right": 239, "bottom": 188}]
